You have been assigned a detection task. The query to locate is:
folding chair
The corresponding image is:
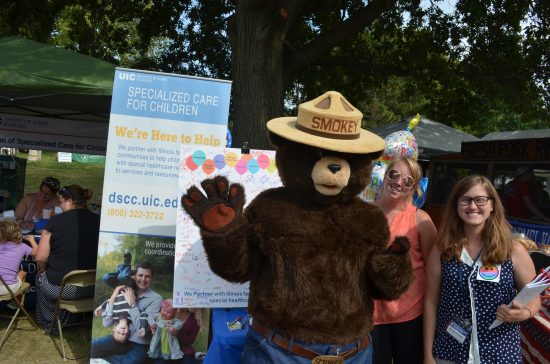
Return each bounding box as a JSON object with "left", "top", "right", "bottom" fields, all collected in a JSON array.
[
  {"left": 0, "top": 274, "right": 39, "bottom": 350},
  {"left": 48, "top": 269, "right": 96, "bottom": 360}
]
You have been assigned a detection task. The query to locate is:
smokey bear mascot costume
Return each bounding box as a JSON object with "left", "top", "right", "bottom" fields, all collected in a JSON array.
[{"left": 182, "top": 91, "right": 413, "bottom": 364}]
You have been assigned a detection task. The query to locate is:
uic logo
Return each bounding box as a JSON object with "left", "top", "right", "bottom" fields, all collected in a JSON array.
[{"left": 118, "top": 72, "right": 136, "bottom": 81}]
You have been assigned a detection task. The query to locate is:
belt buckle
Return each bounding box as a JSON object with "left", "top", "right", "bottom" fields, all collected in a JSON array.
[{"left": 312, "top": 355, "right": 344, "bottom": 364}]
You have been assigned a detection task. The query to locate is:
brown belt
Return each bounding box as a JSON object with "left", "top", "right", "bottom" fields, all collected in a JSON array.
[{"left": 251, "top": 320, "right": 370, "bottom": 361}]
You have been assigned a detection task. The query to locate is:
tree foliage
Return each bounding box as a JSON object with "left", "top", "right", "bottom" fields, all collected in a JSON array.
[{"left": 1, "top": 0, "right": 548, "bottom": 145}]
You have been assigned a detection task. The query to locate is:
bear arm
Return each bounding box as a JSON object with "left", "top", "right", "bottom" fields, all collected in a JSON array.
[
  {"left": 366, "top": 236, "right": 414, "bottom": 300},
  {"left": 201, "top": 216, "right": 259, "bottom": 283}
]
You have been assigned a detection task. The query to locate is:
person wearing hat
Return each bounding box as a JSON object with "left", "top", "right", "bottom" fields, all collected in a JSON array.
[
  {"left": 504, "top": 167, "right": 550, "bottom": 222},
  {"left": 182, "top": 91, "right": 414, "bottom": 363}
]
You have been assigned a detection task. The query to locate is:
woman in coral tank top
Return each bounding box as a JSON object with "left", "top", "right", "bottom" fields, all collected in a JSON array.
[{"left": 371, "top": 157, "right": 437, "bottom": 364}]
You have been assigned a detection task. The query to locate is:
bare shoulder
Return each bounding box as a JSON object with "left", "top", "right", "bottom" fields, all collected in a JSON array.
[
  {"left": 510, "top": 239, "right": 535, "bottom": 271},
  {"left": 511, "top": 239, "right": 531, "bottom": 257},
  {"left": 415, "top": 208, "right": 433, "bottom": 223}
]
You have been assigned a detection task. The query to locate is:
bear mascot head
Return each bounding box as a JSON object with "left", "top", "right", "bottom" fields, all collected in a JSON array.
[{"left": 182, "top": 91, "right": 413, "bottom": 364}]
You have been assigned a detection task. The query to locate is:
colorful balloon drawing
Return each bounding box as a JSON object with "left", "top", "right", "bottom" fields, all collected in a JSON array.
[
  {"left": 213, "top": 154, "right": 226, "bottom": 169},
  {"left": 257, "top": 154, "right": 270, "bottom": 169},
  {"left": 192, "top": 150, "right": 207, "bottom": 166},
  {"left": 235, "top": 159, "right": 248, "bottom": 175},
  {"left": 267, "top": 159, "right": 277, "bottom": 173},
  {"left": 225, "top": 152, "right": 239, "bottom": 167},
  {"left": 186, "top": 155, "right": 198, "bottom": 171},
  {"left": 247, "top": 159, "right": 260, "bottom": 174},
  {"left": 202, "top": 159, "right": 215, "bottom": 175}
]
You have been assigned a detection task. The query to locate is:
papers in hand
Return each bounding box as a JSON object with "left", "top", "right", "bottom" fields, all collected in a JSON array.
[{"left": 489, "top": 266, "right": 550, "bottom": 330}]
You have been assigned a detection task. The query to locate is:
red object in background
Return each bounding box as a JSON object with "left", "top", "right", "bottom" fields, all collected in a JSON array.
[{"left": 520, "top": 295, "right": 550, "bottom": 364}]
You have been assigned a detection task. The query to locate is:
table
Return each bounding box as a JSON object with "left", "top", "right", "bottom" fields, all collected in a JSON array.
[
  {"left": 520, "top": 298, "right": 550, "bottom": 363},
  {"left": 203, "top": 308, "right": 249, "bottom": 364}
]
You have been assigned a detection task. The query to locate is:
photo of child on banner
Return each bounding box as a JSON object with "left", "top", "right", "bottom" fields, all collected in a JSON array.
[
  {"left": 364, "top": 114, "right": 428, "bottom": 207},
  {"left": 91, "top": 233, "right": 210, "bottom": 363}
]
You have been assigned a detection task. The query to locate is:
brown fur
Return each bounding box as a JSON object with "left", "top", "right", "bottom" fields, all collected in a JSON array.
[{"left": 199, "top": 134, "right": 413, "bottom": 344}]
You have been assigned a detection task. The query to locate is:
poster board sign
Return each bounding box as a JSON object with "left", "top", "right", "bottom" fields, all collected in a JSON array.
[
  {"left": 0, "top": 113, "right": 107, "bottom": 154},
  {"left": 91, "top": 69, "right": 230, "bottom": 362},
  {"left": 173, "top": 145, "right": 282, "bottom": 308}
]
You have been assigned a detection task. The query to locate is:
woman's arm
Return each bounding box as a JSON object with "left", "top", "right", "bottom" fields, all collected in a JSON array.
[
  {"left": 35, "top": 229, "right": 51, "bottom": 271},
  {"left": 496, "top": 241, "right": 541, "bottom": 323},
  {"left": 15, "top": 194, "right": 30, "bottom": 221},
  {"left": 416, "top": 209, "right": 438, "bottom": 263},
  {"left": 423, "top": 245, "right": 441, "bottom": 364}
]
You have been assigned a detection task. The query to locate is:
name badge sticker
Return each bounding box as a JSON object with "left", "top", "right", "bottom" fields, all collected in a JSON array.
[{"left": 476, "top": 264, "right": 501, "bottom": 283}]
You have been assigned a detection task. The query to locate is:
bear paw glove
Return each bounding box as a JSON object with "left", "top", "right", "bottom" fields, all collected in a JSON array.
[{"left": 181, "top": 176, "right": 245, "bottom": 232}]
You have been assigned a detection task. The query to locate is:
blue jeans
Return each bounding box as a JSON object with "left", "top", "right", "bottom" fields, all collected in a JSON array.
[
  {"left": 102, "top": 263, "right": 133, "bottom": 288},
  {"left": 91, "top": 335, "right": 129, "bottom": 358},
  {"left": 241, "top": 327, "right": 372, "bottom": 364},
  {"left": 95, "top": 338, "right": 149, "bottom": 364}
]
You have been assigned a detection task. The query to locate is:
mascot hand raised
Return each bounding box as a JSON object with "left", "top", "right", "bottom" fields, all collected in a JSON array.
[{"left": 181, "top": 176, "right": 245, "bottom": 232}]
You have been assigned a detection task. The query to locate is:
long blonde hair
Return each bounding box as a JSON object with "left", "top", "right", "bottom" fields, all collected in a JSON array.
[{"left": 438, "top": 175, "right": 512, "bottom": 265}]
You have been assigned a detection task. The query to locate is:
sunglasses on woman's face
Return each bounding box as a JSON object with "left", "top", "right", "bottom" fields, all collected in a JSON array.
[
  {"left": 42, "top": 177, "right": 59, "bottom": 189},
  {"left": 386, "top": 169, "right": 415, "bottom": 189},
  {"left": 58, "top": 186, "right": 71, "bottom": 199}
]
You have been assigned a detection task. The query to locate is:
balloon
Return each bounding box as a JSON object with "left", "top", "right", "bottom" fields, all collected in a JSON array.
[
  {"left": 364, "top": 160, "right": 388, "bottom": 202},
  {"left": 383, "top": 130, "right": 418, "bottom": 161},
  {"left": 413, "top": 177, "right": 429, "bottom": 208}
]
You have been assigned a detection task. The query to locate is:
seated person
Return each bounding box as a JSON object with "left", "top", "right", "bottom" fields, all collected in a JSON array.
[
  {"left": 34, "top": 184, "right": 99, "bottom": 335},
  {"left": 0, "top": 220, "right": 38, "bottom": 296},
  {"left": 15, "top": 176, "right": 60, "bottom": 229}
]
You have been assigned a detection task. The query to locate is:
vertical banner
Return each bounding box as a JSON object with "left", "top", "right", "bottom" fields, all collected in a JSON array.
[
  {"left": 174, "top": 146, "right": 282, "bottom": 307},
  {"left": 91, "top": 69, "right": 230, "bottom": 362}
]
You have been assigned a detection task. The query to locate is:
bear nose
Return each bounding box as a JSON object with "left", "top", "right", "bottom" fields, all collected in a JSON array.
[{"left": 328, "top": 164, "right": 341, "bottom": 174}]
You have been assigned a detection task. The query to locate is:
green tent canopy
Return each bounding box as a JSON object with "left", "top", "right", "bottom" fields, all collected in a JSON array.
[{"left": 0, "top": 36, "right": 116, "bottom": 123}]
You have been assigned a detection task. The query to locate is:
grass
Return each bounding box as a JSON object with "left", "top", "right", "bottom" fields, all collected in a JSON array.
[
  {"left": 0, "top": 309, "right": 93, "bottom": 363},
  {"left": 19, "top": 150, "right": 106, "bottom": 206},
  {"left": 1, "top": 151, "right": 212, "bottom": 362},
  {"left": 0, "top": 150, "right": 102, "bottom": 362}
]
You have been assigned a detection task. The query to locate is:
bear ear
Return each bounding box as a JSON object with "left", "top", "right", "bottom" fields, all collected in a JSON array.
[{"left": 268, "top": 131, "right": 289, "bottom": 148}]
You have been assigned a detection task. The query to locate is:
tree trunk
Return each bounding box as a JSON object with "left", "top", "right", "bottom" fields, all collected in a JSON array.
[
  {"left": 229, "top": 0, "right": 397, "bottom": 150},
  {"left": 230, "top": 1, "right": 291, "bottom": 150}
]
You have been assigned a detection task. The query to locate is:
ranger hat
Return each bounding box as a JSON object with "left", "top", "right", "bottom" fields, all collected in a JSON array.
[{"left": 267, "top": 91, "right": 385, "bottom": 154}]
